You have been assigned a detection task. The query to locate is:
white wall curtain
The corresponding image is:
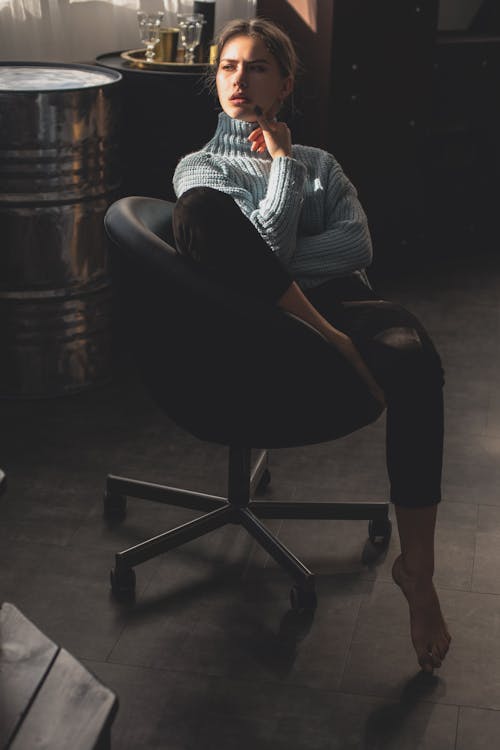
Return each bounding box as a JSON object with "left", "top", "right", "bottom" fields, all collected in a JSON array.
[{"left": 0, "top": 0, "right": 256, "bottom": 63}]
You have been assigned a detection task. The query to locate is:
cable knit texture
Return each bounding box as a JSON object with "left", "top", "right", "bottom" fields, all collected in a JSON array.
[{"left": 173, "top": 112, "right": 373, "bottom": 289}]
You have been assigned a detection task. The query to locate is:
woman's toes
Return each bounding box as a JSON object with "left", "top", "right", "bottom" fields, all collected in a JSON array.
[
  {"left": 430, "top": 649, "right": 442, "bottom": 669},
  {"left": 419, "top": 655, "right": 435, "bottom": 673},
  {"left": 418, "top": 644, "right": 441, "bottom": 672}
]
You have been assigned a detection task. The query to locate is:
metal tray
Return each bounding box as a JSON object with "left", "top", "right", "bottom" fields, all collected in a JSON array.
[{"left": 120, "top": 49, "right": 209, "bottom": 71}]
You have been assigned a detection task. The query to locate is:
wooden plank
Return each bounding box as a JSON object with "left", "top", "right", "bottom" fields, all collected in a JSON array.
[
  {"left": 0, "top": 603, "right": 58, "bottom": 749},
  {"left": 10, "top": 649, "right": 118, "bottom": 750}
]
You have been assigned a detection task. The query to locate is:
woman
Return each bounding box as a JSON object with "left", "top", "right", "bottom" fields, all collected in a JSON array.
[{"left": 173, "top": 18, "right": 451, "bottom": 673}]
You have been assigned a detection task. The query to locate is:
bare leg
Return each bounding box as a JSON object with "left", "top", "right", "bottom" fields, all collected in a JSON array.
[
  {"left": 285, "top": 285, "right": 449, "bottom": 670},
  {"left": 392, "top": 505, "right": 451, "bottom": 672}
]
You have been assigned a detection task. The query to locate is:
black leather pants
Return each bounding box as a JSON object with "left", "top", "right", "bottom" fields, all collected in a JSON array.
[{"left": 174, "top": 187, "right": 444, "bottom": 507}]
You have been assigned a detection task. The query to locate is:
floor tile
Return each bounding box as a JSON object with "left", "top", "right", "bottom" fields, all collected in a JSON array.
[
  {"left": 85, "top": 661, "right": 459, "bottom": 750},
  {"left": 0, "top": 537, "right": 159, "bottom": 661},
  {"left": 109, "top": 558, "right": 368, "bottom": 691},
  {"left": 471, "top": 505, "right": 500, "bottom": 594},
  {"left": 456, "top": 706, "right": 500, "bottom": 750}
]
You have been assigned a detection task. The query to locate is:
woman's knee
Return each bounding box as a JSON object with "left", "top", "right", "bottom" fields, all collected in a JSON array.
[
  {"left": 176, "top": 186, "right": 231, "bottom": 216},
  {"left": 174, "top": 188, "right": 221, "bottom": 263},
  {"left": 371, "top": 304, "right": 444, "bottom": 390},
  {"left": 174, "top": 187, "right": 241, "bottom": 233},
  {"left": 173, "top": 187, "right": 246, "bottom": 265}
]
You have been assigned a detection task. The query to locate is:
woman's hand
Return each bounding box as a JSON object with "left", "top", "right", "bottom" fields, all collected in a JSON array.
[
  {"left": 277, "top": 281, "right": 386, "bottom": 410},
  {"left": 331, "top": 330, "right": 386, "bottom": 409},
  {"left": 248, "top": 106, "right": 292, "bottom": 160}
]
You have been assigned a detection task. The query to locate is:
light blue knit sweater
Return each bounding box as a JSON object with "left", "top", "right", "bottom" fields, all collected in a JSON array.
[{"left": 173, "top": 112, "right": 373, "bottom": 289}]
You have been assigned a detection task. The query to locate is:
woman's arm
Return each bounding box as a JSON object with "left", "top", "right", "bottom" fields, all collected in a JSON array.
[
  {"left": 290, "top": 184, "right": 373, "bottom": 281},
  {"left": 248, "top": 155, "right": 306, "bottom": 264},
  {"left": 173, "top": 150, "right": 306, "bottom": 266},
  {"left": 252, "top": 125, "right": 383, "bottom": 404},
  {"left": 289, "top": 156, "right": 373, "bottom": 282}
]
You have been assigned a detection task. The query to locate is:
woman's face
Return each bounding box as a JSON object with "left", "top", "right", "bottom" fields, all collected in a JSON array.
[{"left": 216, "top": 34, "right": 293, "bottom": 122}]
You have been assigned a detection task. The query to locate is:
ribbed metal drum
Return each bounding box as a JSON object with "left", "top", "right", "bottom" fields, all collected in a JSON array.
[{"left": 0, "top": 62, "right": 122, "bottom": 397}]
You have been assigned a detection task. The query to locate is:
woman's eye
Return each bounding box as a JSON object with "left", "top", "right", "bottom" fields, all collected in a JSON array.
[
  {"left": 221, "top": 64, "right": 235, "bottom": 71},
  {"left": 250, "top": 65, "right": 266, "bottom": 73}
]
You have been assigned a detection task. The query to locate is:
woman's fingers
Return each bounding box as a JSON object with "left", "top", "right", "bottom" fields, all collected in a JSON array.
[
  {"left": 254, "top": 104, "right": 278, "bottom": 131},
  {"left": 248, "top": 108, "right": 292, "bottom": 158},
  {"left": 253, "top": 104, "right": 270, "bottom": 126},
  {"left": 250, "top": 141, "right": 266, "bottom": 153},
  {"left": 248, "top": 127, "right": 265, "bottom": 143},
  {"left": 256, "top": 114, "right": 273, "bottom": 132},
  {"left": 248, "top": 127, "right": 267, "bottom": 153},
  {"left": 247, "top": 128, "right": 262, "bottom": 141},
  {"left": 335, "top": 335, "right": 386, "bottom": 409}
]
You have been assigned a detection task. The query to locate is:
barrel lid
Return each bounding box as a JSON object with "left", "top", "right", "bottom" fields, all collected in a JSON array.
[{"left": 0, "top": 62, "right": 121, "bottom": 91}]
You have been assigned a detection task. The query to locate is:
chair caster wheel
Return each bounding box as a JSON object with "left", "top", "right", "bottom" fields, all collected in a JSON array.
[
  {"left": 257, "top": 468, "right": 271, "bottom": 493},
  {"left": 368, "top": 518, "right": 392, "bottom": 546},
  {"left": 110, "top": 566, "right": 136, "bottom": 600},
  {"left": 290, "top": 585, "right": 317, "bottom": 612},
  {"left": 103, "top": 491, "right": 127, "bottom": 522}
]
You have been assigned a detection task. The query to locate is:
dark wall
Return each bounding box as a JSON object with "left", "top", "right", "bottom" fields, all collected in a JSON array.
[
  {"left": 257, "top": 0, "right": 335, "bottom": 149},
  {"left": 257, "top": 0, "right": 439, "bottom": 265},
  {"left": 427, "top": 33, "right": 500, "bottom": 252},
  {"left": 469, "top": 0, "right": 500, "bottom": 33}
]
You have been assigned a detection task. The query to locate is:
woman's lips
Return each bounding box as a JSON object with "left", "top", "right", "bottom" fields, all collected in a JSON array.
[{"left": 230, "top": 96, "right": 249, "bottom": 103}]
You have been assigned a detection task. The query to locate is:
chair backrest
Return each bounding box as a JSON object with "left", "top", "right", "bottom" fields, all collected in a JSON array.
[{"left": 104, "top": 196, "right": 382, "bottom": 447}]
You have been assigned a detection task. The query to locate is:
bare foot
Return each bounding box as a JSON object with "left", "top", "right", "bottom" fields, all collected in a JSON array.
[{"left": 392, "top": 554, "right": 451, "bottom": 673}]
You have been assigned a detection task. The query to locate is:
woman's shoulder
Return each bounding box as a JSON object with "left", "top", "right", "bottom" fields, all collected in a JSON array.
[
  {"left": 291, "top": 143, "right": 339, "bottom": 170},
  {"left": 176, "top": 148, "right": 218, "bottom": 168},
  {"left": 174, "top": 148, "right": 227, "bottom": 180}
]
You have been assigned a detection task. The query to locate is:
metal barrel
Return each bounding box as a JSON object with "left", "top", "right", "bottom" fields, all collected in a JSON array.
[{"left": 0, "top": 62, "right": 122, "bottom": 397}]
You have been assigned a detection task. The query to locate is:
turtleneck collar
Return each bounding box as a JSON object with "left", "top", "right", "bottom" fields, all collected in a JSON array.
[{"left": 206, "top": 111, "right": 269, "bottom": 159}]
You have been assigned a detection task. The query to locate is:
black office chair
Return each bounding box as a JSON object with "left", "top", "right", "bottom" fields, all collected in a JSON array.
[{"left": 103, "top": 196, "right": 391, "bottom": 610}]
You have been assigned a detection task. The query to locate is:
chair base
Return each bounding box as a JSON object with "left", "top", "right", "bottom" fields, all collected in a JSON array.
[{"left": 104, "top": 447, "right": 391, "bottom": 609}]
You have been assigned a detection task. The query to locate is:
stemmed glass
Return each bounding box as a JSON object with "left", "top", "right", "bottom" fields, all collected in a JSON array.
[
  {"left": 177, "top": 13, "right": 204, "bottom": 64},
  {"left": 137, "top": 11, "right": 164, "bottom": 62}
]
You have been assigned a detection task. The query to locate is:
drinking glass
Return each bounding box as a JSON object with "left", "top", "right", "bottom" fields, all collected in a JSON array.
[
  {"left": 177, "top": 13, "right": 204, "bottom": 64},
  {"left": 137, "top": 11, "right": 164, "bottom": 62}
]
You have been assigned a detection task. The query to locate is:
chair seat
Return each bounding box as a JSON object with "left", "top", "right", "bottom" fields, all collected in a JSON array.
[{"left": 105, "top": 196, "right": 383, "bottom": 448}]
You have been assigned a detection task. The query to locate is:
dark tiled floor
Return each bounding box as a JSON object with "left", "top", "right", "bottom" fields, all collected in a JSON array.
[{"left": 2, "top": 248, "right": 500, "bottom": 748}]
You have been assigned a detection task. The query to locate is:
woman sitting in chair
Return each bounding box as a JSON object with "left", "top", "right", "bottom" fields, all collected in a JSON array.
[{"left": 173, "top": 17, "right": 450, "bottom": 673}]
